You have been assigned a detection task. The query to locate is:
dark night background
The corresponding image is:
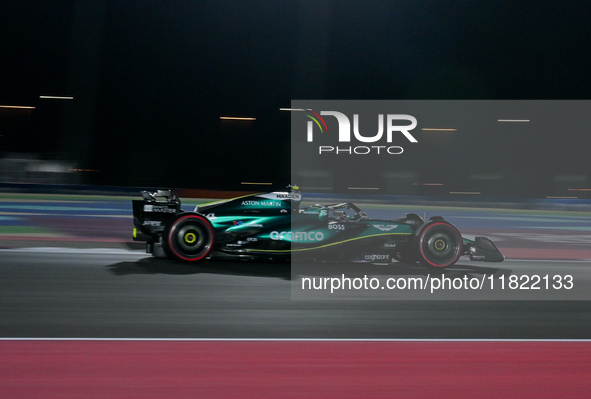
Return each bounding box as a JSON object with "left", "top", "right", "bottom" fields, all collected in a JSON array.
[{"left": 1, "top": 1, "right": 590, "bottom": 195}]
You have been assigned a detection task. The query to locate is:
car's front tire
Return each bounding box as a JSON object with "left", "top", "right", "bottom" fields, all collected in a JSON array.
[
  {"left": 163, "top": 213, "right": 214, "bottom": 262},
  {"left": 414, "top": 221, "right": 462, "bottom": 268}
]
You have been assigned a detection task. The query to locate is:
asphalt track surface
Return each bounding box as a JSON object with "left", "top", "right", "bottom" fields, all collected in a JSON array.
[
  {"left": 2, "top": 194, "right": 591, "bottom": 338},
  {"left": 1, "top": 248, "right": 591, "bottom": 339},
  {"left": 2, "top": 195, "right": 591, "bottom": 397}
]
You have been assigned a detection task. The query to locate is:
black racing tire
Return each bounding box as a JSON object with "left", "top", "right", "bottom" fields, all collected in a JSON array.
[
  {"left": 163, "top": 213, "right": 215, "bottom": 262},
  {"left": 414, "top": 221, "right": 462, "bottom": 268}
]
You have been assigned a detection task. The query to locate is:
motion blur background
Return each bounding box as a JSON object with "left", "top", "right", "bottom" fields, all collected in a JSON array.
[{"left": 1, "top": 1, "right": 590, "bottom": 196}]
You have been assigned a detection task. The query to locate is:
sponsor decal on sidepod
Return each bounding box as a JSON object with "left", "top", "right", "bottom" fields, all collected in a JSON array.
[{"left": 270, "top": 231, "right": 325, "bottom": 241}]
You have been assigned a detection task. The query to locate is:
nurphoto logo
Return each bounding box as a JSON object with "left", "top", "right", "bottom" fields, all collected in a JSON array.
[{"left": 304, "top": 110, "right": 418, "bottom": 155}]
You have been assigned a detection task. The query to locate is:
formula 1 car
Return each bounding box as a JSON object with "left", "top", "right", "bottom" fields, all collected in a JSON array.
[{"left": 132, "top": 186, "right": 504, "bottom": 268}]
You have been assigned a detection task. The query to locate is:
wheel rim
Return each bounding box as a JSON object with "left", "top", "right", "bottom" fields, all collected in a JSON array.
[
  {"left": 175, "top": 224, "right": 206, "bottom": 253},
  {"left": 427, "top": 233, "right": 452, "bottom": 258}
]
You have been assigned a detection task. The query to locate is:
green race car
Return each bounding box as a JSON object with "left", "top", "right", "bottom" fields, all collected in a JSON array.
[{"left": 132, "top": 186, "right": 504, "bottom": 268}]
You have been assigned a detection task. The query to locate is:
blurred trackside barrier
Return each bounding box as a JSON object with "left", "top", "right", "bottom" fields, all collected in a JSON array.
[{"left": 1, "top": 182, "right": 591, "bottom": 212}]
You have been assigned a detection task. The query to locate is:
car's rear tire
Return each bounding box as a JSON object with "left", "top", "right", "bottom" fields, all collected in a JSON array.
[
  {"left": 163, "top": 213, "right": 214, "bottom": 262},
  {"left": 415, "top": 221, "right": 462, "bottom": 268}
]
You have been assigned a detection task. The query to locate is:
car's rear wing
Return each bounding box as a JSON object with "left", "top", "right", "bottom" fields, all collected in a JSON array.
[{"left": 132, "top": 190, "right": 181, "bottom": 240}]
